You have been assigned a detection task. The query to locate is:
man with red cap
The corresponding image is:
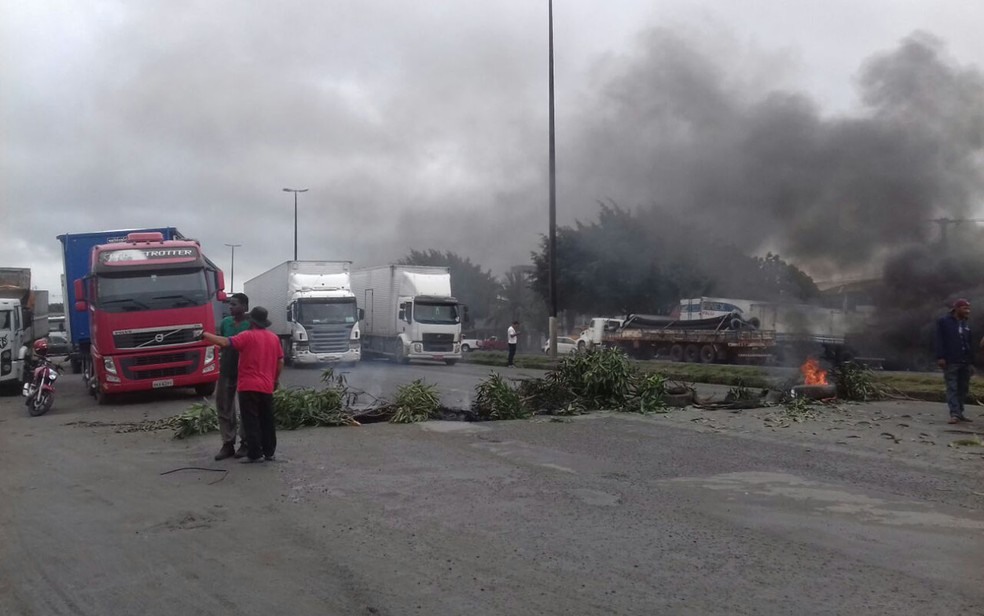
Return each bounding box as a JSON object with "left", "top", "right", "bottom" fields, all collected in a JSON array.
[{"left": 935, "top": 298, "right": 974, "bottom": 424}]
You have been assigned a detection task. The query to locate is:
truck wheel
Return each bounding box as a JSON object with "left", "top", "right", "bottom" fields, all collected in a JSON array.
[
  {"left": 393, "top": 342, "right": 410, "bottom": 364},
  {"left": 461, "top": 344, "right": 471, "bottom": 353},
  {"left": 195, "top": 382, "right": 216, "bottom": 397},
  {"left": 699, "top": 345, "right": 716, "bottom": 364},
  {"left": 669, "top": 344, "right": 684, "bottom": 362},
  {"left": 684, "top": 344, "right": 700, "bottom": 363},
  {"left": 95, "top": 388, "right": 112, "bottom": 406},
  {"left": 577, "top": 340, "right": 586, "bottom": 351}
]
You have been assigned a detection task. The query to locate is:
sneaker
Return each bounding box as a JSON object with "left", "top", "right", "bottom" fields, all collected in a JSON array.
[
  {"left": 959, "top": 415, "right": 973, "bottom": 423},
  {"left": 948, "top": 416, "right": 961, "bottom": 424},
  {"left": 213, "top": 443, "right": 235, "bottom": 461},
  {"left": 233, "top": 444, "right": 248, "bottom": 459},
  {"left": 264, "top": 455, "right": 276, "bottom": 462}
]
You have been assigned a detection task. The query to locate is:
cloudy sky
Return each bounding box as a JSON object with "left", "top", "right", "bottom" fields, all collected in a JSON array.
[{"left": 2, "top": 0, "right": 983, "bottom": 302}]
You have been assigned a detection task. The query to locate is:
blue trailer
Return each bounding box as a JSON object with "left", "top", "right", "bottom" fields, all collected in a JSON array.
[{"left": 57, "top": 228, "right": 184, "bottom": 373}]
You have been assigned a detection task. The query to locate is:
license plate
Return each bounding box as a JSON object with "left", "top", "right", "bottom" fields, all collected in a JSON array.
[{"left": 152, "top": 379, "right": 174, "bottom": 389}]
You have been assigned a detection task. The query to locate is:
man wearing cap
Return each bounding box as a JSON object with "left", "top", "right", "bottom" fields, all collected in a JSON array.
[
  {"left": 935, "top": 298, "right": 974, "bottom": 424},
  {"left": 201, "top": 306, "right": 284, "bottom": 462}
]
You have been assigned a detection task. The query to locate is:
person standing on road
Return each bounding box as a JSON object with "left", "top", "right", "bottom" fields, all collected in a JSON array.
[
  {"left": 201, "top": 306, "right": 284, "bottom": 463},
  {"left": 213, "top": 293, "right": 251, "bottom": 461},
  {"left": 507, "top": 320, "right": 520, "bottom": 367},
  {"left": 935, "top": 298, "right": 974, "bottom": 424}
]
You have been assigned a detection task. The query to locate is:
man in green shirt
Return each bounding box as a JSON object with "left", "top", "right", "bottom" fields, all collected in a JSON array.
[{"left": 214, "top": 293, "right": 252, "bottom": 460}]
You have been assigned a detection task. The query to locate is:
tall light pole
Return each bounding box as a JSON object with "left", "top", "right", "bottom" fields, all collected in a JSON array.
[
  {"left": 224, "top": 243, "right": 241, "bottom": 292},
  {"left": 283, "top": 187, "right": 308, "bottom": 260},
  {"left": 547, "top": 0, "right": 558, "bottom": 358}
]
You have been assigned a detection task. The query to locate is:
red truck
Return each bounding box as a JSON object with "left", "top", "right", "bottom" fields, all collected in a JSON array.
[{"left": 72, "top": 231, "right": 227, "bottom": 404}]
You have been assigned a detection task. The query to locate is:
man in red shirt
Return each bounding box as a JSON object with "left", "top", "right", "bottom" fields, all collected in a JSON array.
[{"left": 201, "top": 306, "right": 284, "bottom": 463}]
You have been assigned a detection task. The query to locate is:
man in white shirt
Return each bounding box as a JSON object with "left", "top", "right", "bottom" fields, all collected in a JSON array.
[{"left": 507, "top": 320, "right": 520, "bottom": 367}]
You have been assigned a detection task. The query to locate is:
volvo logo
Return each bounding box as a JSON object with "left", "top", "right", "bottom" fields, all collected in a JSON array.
[{"left": 154, "top": 333, "right": 165, "bottom": 343}]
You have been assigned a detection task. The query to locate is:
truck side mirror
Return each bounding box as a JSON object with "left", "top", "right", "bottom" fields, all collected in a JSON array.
[
  {"left": 462, "top": 304, "right": 470, "bottom": 325},
  {"left": 216, "top": 271, "right": 228, "bottom": 302},
  {"left": 398, "top": 304, "right": 406, "bottom": 322},
  {"left": 359, "top": 308, "right": 365, "bottom": 320},
  {"left": 73, "top": 279, "right": 88, "bottom": 312},
  {"left": 286, "top": 305, "right": 292, "bottom": 322}
]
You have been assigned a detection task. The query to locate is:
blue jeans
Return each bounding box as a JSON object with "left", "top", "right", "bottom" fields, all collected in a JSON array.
[{"left": 944, "top": 363, "right": 970, "bottom": 417}]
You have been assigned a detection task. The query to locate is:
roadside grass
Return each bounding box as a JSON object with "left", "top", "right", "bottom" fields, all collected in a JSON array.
[{"left": 461, "top": 353, "right": 975, "bottom": 403}]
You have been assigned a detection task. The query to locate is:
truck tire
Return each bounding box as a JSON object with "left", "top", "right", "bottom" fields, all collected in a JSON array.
[
  {"left": 195, "top": 382, "right": 216, "bottom": 397},
  {"left": 684, "top": 344, "right": 700, "bottom": 363},
  {"left": 461, "top": 344, "right": 472, "bottom": 353},
  {"left": 393, "top": 341, "right": 410, "bottom": 364},
  {"left": 669, "top": 344, "right": 684, "bottom": 362},
  {"left": 699, "top": 344, "right": 716, "bottom": 364},
  {"left": 95, "top": 388, "right": 112, "bottom": 406}
]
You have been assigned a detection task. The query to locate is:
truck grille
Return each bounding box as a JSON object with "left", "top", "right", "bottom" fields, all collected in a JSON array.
[
  {"left": 120, "top": 350, "right": 200, "bottom": 380},
  {"left": 422, "top": 333, "right": 454, "bottom": 352},
  {"left": 114, "top": 327, "right": 197, "bottom": 349},
  {"left": 307, "top": 326, "right": 352, "bottom": 354}
]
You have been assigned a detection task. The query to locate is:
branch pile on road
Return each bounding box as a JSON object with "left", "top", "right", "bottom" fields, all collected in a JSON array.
[
  {"left": 508, "top": 347, "right": 688, "bottom": 416},
  {"left": 93, "top": 352, "right": 892, "bottom": 440}
]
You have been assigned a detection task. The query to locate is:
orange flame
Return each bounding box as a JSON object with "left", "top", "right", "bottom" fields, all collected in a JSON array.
[{"left": 801, "top": 357, "right": 828, "bottom": 385}]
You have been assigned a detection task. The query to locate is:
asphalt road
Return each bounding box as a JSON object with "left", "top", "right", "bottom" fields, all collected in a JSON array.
[{"left": 0, "top": 361, "right": 981, "bottom": 615}]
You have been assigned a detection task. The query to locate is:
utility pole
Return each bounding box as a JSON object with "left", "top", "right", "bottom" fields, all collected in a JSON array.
[
  {"left": 547, "top": 0, "right": 558, "bottom": 358},
  {"left": 224, "top": 243, "right": 241, "bottom": 292},
  {"left": 283, "top": 187, "right": 309, "bottom": 260}
]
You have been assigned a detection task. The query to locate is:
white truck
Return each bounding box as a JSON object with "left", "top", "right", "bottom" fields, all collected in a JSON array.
[
  {"left": 244, "top": 261, "right": 361, "bottom": 366},
  {"left": 0, "top": 268, "right": 49, "bottom": 391},
  {"left": 351, "top": 265, "right": 462, "bottom": 365}
]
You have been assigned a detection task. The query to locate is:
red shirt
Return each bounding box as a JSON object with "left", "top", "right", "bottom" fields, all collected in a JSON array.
[{"left": 229, "top": 329, "right": 284, "bottom": 394}]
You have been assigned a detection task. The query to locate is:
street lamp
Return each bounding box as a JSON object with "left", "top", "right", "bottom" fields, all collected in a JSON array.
[
  {"left": 283, "top": 187, "right": 309, "bottom": 260},
  {"left": 224, "top": 243, "right": 241, "bottom": 292},
  {"left": 547, "top": 0, "right": 558, "bottom": 358}
]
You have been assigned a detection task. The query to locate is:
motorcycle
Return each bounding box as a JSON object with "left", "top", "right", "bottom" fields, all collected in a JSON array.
[{"left": 23, "top": 356, "right": 62, "bottom": 417}]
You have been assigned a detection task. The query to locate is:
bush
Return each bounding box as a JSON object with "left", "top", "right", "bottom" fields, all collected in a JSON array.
[
  {"left": 555, "top": 347, "right": 633, "bottom": 409},
  {"left": 390, "top": 379, "right": 441, "bottom": 423},
  {"left": 474, "top": 372, "right": 531, "bottom": 420}
]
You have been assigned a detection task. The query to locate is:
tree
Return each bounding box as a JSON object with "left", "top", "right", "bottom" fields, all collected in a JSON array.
[{"left": 531, "top": 202, "right": 818, "bottom": 317}]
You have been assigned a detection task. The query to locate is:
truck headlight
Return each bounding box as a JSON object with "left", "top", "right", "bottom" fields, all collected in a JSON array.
[
  {"left": 349, "top": 340, "right": 360, "bottom": 350},
  {"left": 295, "top": 341, "right": 309, "bottom": 352},
  {"left": 204, "top": 346, "right": 216, "bottom": 364},
  {"left": 413, "top": 343, "right": 422, "bottom": 353},
  {"left": 103, "top": 357, "right": 118, "bottom": 375}
]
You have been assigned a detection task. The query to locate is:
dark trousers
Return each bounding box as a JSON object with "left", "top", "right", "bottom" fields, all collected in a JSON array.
[
  {"left": 944, "top": 363, "right": 970, "bottom": 417},
  {"left": 238, "top": 390, "right": 276, "bottom": 460},
  {"left": 507, "top": 343, "right": 517, "bottom": 366},
  {"left": 215, "top": 375, "right": 244, "bottom": 446}
]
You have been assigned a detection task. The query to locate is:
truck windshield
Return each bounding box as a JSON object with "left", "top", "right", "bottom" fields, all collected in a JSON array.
[
  {"left": 297, "top": 299, "right": 358, "bottom": 325},
  {"left": 413, "top": 301, "right": 459, "bottom": 325},
  {"left": 95, "top": 269, "right": 209, "bottom": 312}
]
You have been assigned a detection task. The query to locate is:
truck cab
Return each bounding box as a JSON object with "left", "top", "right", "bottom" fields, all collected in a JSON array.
[
  {"left": 0, "top": 268, "right": 49, "bottom": 391},
  {"left": 75, "top": 232, "right": 226, "bottom": 403},
  {"left": 287, "top": 287, "right": 361, "bottom": 365}
]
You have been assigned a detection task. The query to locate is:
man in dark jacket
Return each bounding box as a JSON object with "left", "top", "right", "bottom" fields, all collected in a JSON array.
[{"left": 935, "top": 298, "right": 974, "bottom": 424}]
